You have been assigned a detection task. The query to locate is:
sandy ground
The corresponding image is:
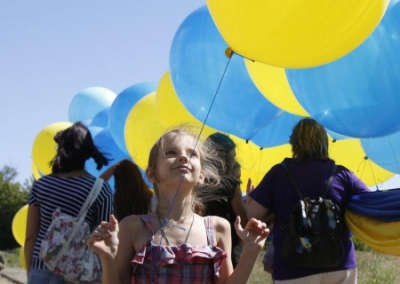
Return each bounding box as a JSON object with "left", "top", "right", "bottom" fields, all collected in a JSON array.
[{"left": 0, "top": 268, "right": 27, "bottom": 284}]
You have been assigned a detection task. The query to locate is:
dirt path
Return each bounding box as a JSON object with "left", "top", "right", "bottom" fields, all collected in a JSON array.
[{"left": 0, "top": 268, "right": 27, "bottom": 284}]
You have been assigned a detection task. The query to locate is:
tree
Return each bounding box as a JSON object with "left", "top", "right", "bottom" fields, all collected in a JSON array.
[{"left": 0, "top": 165, "right": 31, "bottom": 250}]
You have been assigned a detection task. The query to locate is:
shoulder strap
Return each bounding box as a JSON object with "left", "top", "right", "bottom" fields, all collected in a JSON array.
[
  {"left": 205, "top": 216, "right": 214, "bottom": 246},
  {"left": 54, "top": 178, "right": 103, "bottom": 263},
  {"left": 281, "top": 162, "right": 336, "bottom": 198}
]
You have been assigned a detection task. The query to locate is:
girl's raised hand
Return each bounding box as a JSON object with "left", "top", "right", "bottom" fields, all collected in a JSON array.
[
  {"left": 234, "top": 216, "right": 269, "bottom": 250},
  {"left": 87, "top": 214, "right": 119, "bottom": 259}
]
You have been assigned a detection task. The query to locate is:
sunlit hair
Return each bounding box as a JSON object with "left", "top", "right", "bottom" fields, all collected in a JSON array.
[
  {"left": 147, "top": 125, "right": 222, "bottom": 214},
  {"left": 207, "top": 132, "right": 236, "bottom": 175},
  {"left": 289, "top": 118, "right": 329, "bottom": 162},
  {"left": 50, "top": 122, "right": 110, "bottom": 173},
  {"left": 113, "top": 160, "right": 153, "bottom": 221}
]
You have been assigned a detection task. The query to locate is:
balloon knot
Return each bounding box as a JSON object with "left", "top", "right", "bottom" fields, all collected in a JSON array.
[
  {"left": 260, "top": 147, "right": 263, "bottom": 150},
  {"left": 364, "top": 156, "right": 368, "bottom": 160},
  {"left": 245, "top": 139, "right": 249, "bottom": 144},
  {"left": 225, "top": 47, "right": 234, "bottom": 58}
]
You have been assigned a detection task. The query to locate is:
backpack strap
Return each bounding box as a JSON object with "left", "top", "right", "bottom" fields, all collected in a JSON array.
[{"left": 281, "top": 162, "right": 337, "bottom": 199}]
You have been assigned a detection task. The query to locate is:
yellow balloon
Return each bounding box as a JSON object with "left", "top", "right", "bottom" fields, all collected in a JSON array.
[
  {"left": 206, "top": 0, "right": 389, "bottom": 68},
  {"left": 12, "top": 205, "right": 28, "bottom": 246},
  {"left": 32, "top": 122, "right": 72, "bottom": 175},
  {"left": 232, "top": 136, "right": 291, "bottom": 190},
  {"left": 31, "top": 163, "right": 41, "bottom": 180},
  {"left": 125, "top": 93, "right": 165, "bottom": 170},
  {"left": 19, "top": 247, "right": 26, "bottom": 270},
  {"left": 156, "top": 71, "right": 217, "bottom": 137},
  {"left": 345, "top": 211, "right": 400, "bottom": 256},
  {"left": 245, "top": 60, "right": 309, "bottom": 116},
  {"left": 329, "top": 138, "right": 394, "bottom": 187}
]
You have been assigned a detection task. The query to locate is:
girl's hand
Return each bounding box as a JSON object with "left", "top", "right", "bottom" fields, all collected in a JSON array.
[
  {"left": 87, "top": 214, "right": 119, "bottom": 259},
  {"left": 234, "top": 216, "right": 269, "bottom": 250}
]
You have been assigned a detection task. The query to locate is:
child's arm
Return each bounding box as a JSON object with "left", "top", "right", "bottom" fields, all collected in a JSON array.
[
  {"left": 215, "top": 216, "right": 269, "bottom": 284},
  {"left": 88, "top": 215, "right": 137, "bottom": 284}
]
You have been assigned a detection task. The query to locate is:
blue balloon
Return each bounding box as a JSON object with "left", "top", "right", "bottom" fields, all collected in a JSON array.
[
  {"left": 109, "top": 82, "right": 157, "bottom": 154},
  {"left": 90, "top": 107, "right": 110, "bottom": 128},
  {"left": 326, "top": 129, "right": 353, "bottom": 141},
  {"left": 286, "top": 3, "right": 400, "bottom": 138},
  {"left": 169, "top": 6, "right": 282, "bottom": 139},
  {"left": 85, "top": 128, "right": 131, "bottom": 187},
  {"left": 69, "top": 87, "right": 116, "bottom": 123},
  {"left": 250, "top": 112, "right": 304, "bottom": 148},
  {"left": 361, "top": 130, "right": 400, "bottom": 174}
]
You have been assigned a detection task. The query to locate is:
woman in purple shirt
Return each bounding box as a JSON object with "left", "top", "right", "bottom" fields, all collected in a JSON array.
[{"left": 248, "top": 118, "right": 370, "bottom": 284}]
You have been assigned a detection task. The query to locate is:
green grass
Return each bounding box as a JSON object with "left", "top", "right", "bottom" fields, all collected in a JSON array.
[
  {"left": 248, "top": 249, "right": 400, "bottom": 284},
  {"left": 2, "top": 246, "right": 400, "bottom": 283},
  {"left": 1, "top": 247, "right": 22, "bottom": 268}
]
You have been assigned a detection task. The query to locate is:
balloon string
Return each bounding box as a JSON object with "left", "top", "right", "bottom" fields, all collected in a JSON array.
[
  {"left": 356, "top": 139, "right": 380, "bottom": 190},
  {"left": 196, "top": 54, "right": 233, "bottom": 138},
  {"left": 388, "top": 135, "right": 400, "bottom": 174},
  {"left": 152, "top": 53, "right": 233, "bottom": 240}
]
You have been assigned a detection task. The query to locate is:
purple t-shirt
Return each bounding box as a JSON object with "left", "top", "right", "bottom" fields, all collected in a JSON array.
[{"left": 250, "top": 158, "right": 370, "bottom": 280}]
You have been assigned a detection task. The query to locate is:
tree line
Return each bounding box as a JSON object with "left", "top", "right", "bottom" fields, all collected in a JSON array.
[{"left": 0, "top": 165, "right": 33, "bottom": 250}]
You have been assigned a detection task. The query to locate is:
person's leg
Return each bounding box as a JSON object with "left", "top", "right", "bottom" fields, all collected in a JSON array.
[
  {"left": 274, "top": 269, "right": 357, "bottom": 284},
  {"left": 28, "top": 268, "right": 72, "bottom": 284},
  {"left": 274, "top": 273, "right": 322, "bottom": 284},
  {"left": 321, "top": 269, "right": 357, "bottom": 284},
  {"left": 28, "top": 268, "right": 52, "bottom": 284}
]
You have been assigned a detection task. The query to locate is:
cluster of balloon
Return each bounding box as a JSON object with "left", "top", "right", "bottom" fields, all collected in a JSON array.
[
  {"left": 286, "top": 2, "right": 400, "bottom": 138},
  {"left": 11, "top": 205, "right": 28, "bottom": 269},
  {"left": 169, "top": 6, "right": 283, "bottom": 140},
  {"left": 109, "top": 82, "right": 157, "bottom": 155}
]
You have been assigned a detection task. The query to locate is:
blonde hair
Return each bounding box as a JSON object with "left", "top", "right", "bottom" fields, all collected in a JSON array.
[
  {"left": 289, "top": 118, "right": 329, "bottom": 161},
  {"left": 147, "top": 125, "right": 223, "bottom": 214}
]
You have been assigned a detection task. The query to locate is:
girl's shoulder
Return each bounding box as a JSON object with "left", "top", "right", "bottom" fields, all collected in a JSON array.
[
  {"left": 119, "top": 214, "right": 153, "bottom": 250},
  {"left": 119, "top": 214, "right": 147, "bottom": 229},
  {"left": 208, "top": 215, "right": 231, "bottom": 235}
]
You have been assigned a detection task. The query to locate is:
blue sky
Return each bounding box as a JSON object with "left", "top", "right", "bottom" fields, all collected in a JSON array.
[
  {"left": 0, "top": 1, "right": 204, "bottom": 183},
  {"left": 1, "top": 1, "right": 399, "bottom": 189}
]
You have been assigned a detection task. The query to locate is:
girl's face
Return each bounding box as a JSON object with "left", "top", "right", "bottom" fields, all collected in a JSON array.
[{"left": 150, "top": 133, "right": 204, "bottom": 189}]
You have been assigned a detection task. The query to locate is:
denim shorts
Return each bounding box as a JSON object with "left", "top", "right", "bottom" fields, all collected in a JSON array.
[{"left": 28, "top": 268, "right": 73, "bottom": 284}]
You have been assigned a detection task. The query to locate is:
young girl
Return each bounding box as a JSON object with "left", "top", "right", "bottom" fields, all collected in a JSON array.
[{"left": 88, "top": 127, "right": 269, "bottom": 284}]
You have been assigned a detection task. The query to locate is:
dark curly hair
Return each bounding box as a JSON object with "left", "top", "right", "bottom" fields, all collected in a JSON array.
[{"left": 49, "top": 122, "right": 110, "bottom": 173}]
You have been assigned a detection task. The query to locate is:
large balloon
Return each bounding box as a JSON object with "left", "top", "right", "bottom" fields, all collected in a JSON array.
[
  {"left": 232, "top": 137, "right": 292, "bottom": 188},
  {"left": 245, "top": 60, "right": 308, "bottom": 116},
  {"left": 68, "top": 87, "right": 116, "bottom": 123},
  {"left": 109, "top": 82, "right": 157, "bottom": 154},
  {"left": 361, "top": 131, "right": 400, "bottom": 175},
  {"left": 32, "top": 122, "right": 72, "bottom": 175},
  {"left": 125, "top": 93, "right": 165, "bottom": 170},
  {"left": 329, "top": 138, "right": 394, "bottom": 187},
  {"left": 156, "top": 72, "right": 216, "bottom": 137},
  {"left": 90, "top": 107, "right": 110, "bottom": 128},
  {"left": 206, "top": 0, "right": 388, "bottom": 68},
  {"left": 286, "top": 3, "right": 400, "bottom": 138},
  {"left": 12, "top": 205, "right": 28, "bottom": 246},
  {"left": 250, "top": 112, "right": 304, "bottom": 148},
  {"left": 170, "top": 6, "right": 283, "bottom": 140},
  {"left": 85, "top": 128, "right": 131, "bottom": 188}
]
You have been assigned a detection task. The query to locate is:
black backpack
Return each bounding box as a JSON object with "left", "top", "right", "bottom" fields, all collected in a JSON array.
[{"left": 280, "top": 163, "right": 344, "bottom": 268}]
